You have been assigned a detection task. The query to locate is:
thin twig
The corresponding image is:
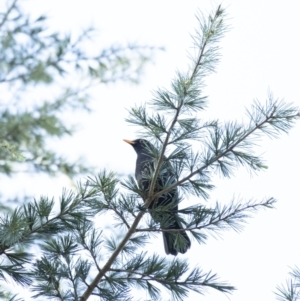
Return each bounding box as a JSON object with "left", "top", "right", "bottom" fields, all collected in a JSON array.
[{"left": 0, "top": 0, "right": 17, "bottom": 29}]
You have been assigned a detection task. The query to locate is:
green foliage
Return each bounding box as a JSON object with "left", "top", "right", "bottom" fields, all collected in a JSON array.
[
  {"left": 0, "top": 141, "right": 25, "bottom": 161},
  {"left": 0, "top": 3, "right": 299, "bottom": 301},
  {"left": 275, "top": 266, "right": 300, "bottom": 301},
  {"left": 0, "top": 0, "right": 155, "bottom": 179}
]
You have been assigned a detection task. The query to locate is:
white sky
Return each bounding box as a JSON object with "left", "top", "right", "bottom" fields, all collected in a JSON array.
[{"left": 6, "top": 1, "right": 300, "bottom": 300}]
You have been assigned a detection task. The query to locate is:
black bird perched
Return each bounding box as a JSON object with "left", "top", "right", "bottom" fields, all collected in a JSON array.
[{"left": 124, "top": 138, "right": 191, "bottom": 256}]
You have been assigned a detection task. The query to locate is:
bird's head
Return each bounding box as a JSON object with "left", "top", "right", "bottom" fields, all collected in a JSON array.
[{"left": 123, "top": 139, "right": 154, "bottom": 157}]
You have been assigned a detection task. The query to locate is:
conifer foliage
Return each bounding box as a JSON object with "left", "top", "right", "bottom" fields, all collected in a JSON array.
[
  {"left": 0, "top": 3, "right": 299, "bottom": 301},
  {"left": 0, "top": 0, "right": 154, "bottom": 180}
]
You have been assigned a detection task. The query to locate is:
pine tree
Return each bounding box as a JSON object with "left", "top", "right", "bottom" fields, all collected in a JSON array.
[{"left": 0, "top": 3, "right": 299, "bottom": 301}]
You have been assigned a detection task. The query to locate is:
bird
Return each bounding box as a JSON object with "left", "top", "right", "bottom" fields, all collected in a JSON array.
[{"left": 124, "top": 138, "right": 191, "bottom": 256}]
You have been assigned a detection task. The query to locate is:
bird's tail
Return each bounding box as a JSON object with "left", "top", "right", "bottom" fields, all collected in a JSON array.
[{"left": 162, "top": 219, "right": 191, "bottom": 256}]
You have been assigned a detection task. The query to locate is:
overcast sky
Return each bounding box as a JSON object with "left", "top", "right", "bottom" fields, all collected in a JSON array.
[{"left": 10, "top": 1, "right": 300, "bottom": 300}]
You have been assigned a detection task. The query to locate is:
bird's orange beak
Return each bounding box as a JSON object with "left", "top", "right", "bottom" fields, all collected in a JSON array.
[{"left": 123, "top": 139, "right": 135, "bottom": 145}]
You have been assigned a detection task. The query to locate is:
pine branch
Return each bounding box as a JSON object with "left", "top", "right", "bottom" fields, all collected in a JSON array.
[
  {"left": 275, "top": 266, "right": 300, "bottom": 301},
  {"left": 0, "top": 182, "right": 96, "bottom": 287},
  {"left": 152, "top": 99, "right": 299, "bottom": 199},
  {"left": 108, "top": 254, "right": 234, "bottom": 300},
  {"left": 135, "top": 198, "right": 275, "bottom": 235},
  {"left": 0, "top": 0, "right": 17, "bottom": 29},
  {"left": 190, "top": 5, "right": 225, "bottom": 81},
  {"left": 80, "top": 5, "right": 228, "bottom": 300}
]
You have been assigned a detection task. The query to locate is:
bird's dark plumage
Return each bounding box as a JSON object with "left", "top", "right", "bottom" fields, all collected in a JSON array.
[{"left": 124, "top": 138, "right": 191, "bottom": 255}]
